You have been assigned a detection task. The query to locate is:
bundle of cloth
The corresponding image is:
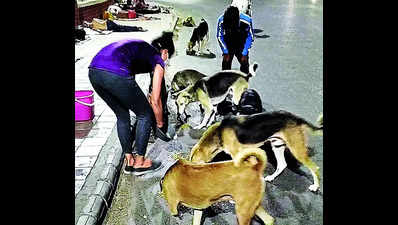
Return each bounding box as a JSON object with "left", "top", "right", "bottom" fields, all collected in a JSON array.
[{"left": 217, "top": 88, "right": 263, "bottom": 116}]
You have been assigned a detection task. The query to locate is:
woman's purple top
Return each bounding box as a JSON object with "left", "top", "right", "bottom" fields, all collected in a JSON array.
[{"left": 89, "top": 39, "right": 165, "bottom": 77}]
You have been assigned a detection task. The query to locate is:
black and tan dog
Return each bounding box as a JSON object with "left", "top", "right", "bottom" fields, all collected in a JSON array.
[
  {"left": 186, "top": 18, "right": 209, "bottom": 55},
  {"left": 189, "top": 110, "right": 323, "bottom": 192},
  {"left": 170, "top": 69, "right": 207, "bottom": 96},
  {"left": 160, "top": 147, "right": 274, "bottom": 225},
  {"left": 171, "top": 69, "right": 207, "bottom": 123},
  {"left": 175, "top": 63, "right": 258, "bottom": 129}
]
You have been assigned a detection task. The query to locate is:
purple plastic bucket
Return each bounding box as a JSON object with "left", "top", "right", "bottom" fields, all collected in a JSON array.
[{"left": 75, "top": 90, "right": 94, "bottom": 121}]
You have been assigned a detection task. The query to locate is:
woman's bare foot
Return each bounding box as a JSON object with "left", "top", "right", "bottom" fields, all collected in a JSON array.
[
  {"left": 133, "top": 155, "right": 152, "bottom": 168},
  {"left": 125, "top": 153, "right": 135, "bottom": 166}
]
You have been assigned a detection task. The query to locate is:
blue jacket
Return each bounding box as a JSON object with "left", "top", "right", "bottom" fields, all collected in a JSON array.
[{"left": 216, "top": 12, "right": 254, "bottom": 56}]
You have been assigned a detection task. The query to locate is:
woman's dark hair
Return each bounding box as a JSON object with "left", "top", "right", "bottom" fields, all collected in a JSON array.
[
  {"left": 223, "top": 6, "right": 240, "bottom": 32},
  {"left": 151, "top": 31, "right": 175, "bottom": 58}
]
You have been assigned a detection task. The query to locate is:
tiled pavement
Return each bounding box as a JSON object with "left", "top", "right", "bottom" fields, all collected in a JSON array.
[{"left": 75, "top": 107, "right": 116, "bottom": 194}]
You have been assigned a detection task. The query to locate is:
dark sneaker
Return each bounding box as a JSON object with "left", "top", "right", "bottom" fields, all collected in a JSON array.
[
  {"left": 133, "top": 161, "right": 162, "bottom": 176},
  {"left": 123, "top": 165, "right": 135, "bottom": 175},
  {"left": 155, "top": 127, "right": 171, "bottom": 142}
]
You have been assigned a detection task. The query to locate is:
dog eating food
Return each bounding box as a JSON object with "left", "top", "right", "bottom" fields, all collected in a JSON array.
[{"left": 175, "top": 63, "right": 258, "bottom": 129}]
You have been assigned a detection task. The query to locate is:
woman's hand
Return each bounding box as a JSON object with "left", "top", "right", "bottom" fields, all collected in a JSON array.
[
  {"left": 240, "top": 55, "right": 248, "bottom": 63},
  {"left": 147, "top": 93, "right": 152, "bottom": 103},
  {"left": 223, "top": 54, "right": 231, "bottom": 62}
]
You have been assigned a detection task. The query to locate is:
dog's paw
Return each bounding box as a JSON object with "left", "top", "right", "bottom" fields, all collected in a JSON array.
[
  {"left": 264, "top": 176, "right": 275, "bottom": 182},
  {"left": 308, "top": 184, "right": 319, "bottom": 192}
]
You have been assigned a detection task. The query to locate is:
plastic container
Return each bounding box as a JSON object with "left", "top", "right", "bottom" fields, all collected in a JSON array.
[{"left": 75, "top": 90, "right": 95, "bottom": 121}]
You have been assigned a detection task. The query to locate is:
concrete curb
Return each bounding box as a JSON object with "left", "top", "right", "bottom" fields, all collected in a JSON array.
[
  {"left": 75, "top": 8, "right": 179, "bottom": 225},
  {"left": 76, "top": 150, "right": 123, "bottom": 225}
]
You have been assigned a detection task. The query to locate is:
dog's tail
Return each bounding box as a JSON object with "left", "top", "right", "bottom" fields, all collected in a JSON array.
[
  {"left": 278, "top": 110, "right": 323, "bottom": 136},
  {"left": 317, "top": 112, "right": 323, "bottom": 128},
  {"left": 234, "top": 147, "right": 267, "bottom": 171},
  {"left": 247, "top": 62, "right": 258, "bottom": 79},
  {"left": 226, "top": 62, "right": 258, "bottom": 80},
  {"left": 302, "top": 112, "right": 323, "bottom": 136}
]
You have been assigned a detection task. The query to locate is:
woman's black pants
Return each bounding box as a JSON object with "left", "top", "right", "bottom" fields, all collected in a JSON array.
[{"left": 88, "top": 68, "right": 154, "bottom": 156}]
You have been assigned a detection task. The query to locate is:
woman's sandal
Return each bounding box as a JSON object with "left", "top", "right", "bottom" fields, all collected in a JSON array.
[
  {"left": 133, "top": 160, "right": 162, "bottom": 176},
  {"left": 123, "top": 157, "right": 135, "bottom": 175}
]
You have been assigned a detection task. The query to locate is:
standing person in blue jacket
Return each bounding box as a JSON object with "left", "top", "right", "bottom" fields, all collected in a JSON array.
[
  {"left": 216, "top": 5, "right": 254, "bottom": 74},
  {"left": 88, "top": 32, "right": 174, "bottom": 175}
]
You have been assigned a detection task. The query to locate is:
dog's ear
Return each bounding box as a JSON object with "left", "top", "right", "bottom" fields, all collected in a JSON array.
[
  {"left": 176, "top": 84, "right": 195, "bottom": 97},
  {"left": 171, "top": 88, "right": 187, "bottom": 98}
]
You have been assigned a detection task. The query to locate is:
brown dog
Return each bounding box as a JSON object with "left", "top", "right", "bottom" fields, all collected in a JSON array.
[
  {"left": 189, "top": 110, "right": 323, "bottom": 192},
  {"left": 160, "top": 147, "right": 274, "bottom": 225}
]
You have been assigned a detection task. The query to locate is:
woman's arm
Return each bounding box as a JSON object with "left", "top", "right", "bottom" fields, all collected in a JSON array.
[{"left": 150, "top": 64, "right": 165, "bottom": 128}]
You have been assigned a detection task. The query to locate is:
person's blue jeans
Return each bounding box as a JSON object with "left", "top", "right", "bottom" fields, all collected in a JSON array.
[{"left": 88, "top": 68, "right": 154, "bottom": 156}]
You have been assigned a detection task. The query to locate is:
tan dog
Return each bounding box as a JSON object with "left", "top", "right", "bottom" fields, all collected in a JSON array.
[
  {"left": 160, "top": 147, "right": 274, "bottom": 225},
  {"left": 189, "top": 110, "right": 323, "bottom": 192}
]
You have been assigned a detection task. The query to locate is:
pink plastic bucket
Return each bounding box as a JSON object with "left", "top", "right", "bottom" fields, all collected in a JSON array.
[
  {"left": 128, "top": 10, "right": 136, "bottom": 19},
  {"left": 75, "top": 90, "right": 94, "bottom": 121}
]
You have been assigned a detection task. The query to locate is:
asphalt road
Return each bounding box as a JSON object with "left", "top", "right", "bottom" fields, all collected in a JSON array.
[
  {"left": 157, "top": 1, "right": 324, "bottom": 224},
  {"left": 159, "top": 0, "right": 323, "bottom": 121},
  {"left": 159, "top": 0, "right": 323, "bottom": 179}
]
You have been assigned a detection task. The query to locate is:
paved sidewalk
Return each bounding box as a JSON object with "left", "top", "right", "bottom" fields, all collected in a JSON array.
[{"left": 75, "top": 7, "right": 178, "bottom": 224}]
